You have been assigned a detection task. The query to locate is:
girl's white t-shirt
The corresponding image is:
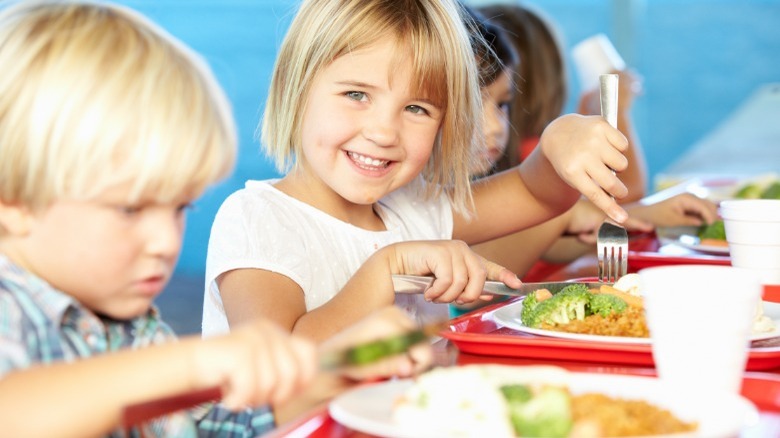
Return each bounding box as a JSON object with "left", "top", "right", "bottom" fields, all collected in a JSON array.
[{"left": 202, "top": 179, "right": 454, "bottom": 337}]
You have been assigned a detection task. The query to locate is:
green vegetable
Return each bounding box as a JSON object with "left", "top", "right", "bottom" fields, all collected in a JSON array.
[
  {"left": 761, "top": 181, "right": 780, "bottom": 199},
  {"left": 504, "top": 385, "right": 573, "bottom": 438},
  {"left": 520, "top": 291, "right": 539, "bottom": 326},
  {"left": 588, "top": 293, "right": 628, "bottom": 317},
  {"left": 521, "top": 284, "right": 590, "bottom": 328},
  {"left": 734, "top": 183, "right": 763, "bottom": 199},
  {"left": 500, "top": 384, "right": 533, "bottom": 404},
  {"left": 697, "top": 219, "right": 726, "bottom": 240},
  {"left": 341, "top": 330, "right": 426, "bottom": 365}
]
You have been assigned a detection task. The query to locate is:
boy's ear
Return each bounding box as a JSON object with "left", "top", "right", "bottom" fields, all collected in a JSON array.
[{"left": 0, "top": 200, "right": 34, "bottom": 236}]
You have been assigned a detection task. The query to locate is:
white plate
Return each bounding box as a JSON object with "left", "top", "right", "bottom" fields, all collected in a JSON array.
[
  {"left": 656, "top": 226, "right": 730, "bottom": 255},
  {"left": 491, "top": 299, "right": 780, "bottom": 344},
  {"left": 329, "top": 369, "right": 758, "bottom": 438}
]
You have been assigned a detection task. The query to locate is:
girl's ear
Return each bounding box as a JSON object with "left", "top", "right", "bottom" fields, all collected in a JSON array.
[{"left": 0, "top": 200, "right": 34, "bottom": 236}]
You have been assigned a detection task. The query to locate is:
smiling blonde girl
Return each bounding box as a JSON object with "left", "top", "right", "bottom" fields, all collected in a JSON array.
[{"left": 204, "top": 0, "right": 631, "bottom": 342}]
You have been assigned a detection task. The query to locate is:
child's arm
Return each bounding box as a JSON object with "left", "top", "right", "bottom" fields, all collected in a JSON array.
[
  {"left": 626, "top": 193, "right": 719, "bottom": 227},
  {"left": 219, "top": 239, "right": 521, "bottom": 342},
  {"left": 0, "top": 319, "right": 316, "bottom": 438},
  {"left": 456, "top": 114, "right": 630, "bottom": 245},
  {"left": 578, "top": 69, "right": 648, "bottom": 201}
]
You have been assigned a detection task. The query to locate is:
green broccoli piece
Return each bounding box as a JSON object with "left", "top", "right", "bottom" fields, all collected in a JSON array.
[
  {"left": 523, "top": 285, "right": 590, "bottom": 328},
  {"left": 588, "top": 293, "right": 628, "bottom": 317},
  {"left": 697, "top": 219, "right": 726, "bottom": 240},
  {"left": 761, "top": 181, "right": 780, "bottom": 199},
  {"left": 500, "top": 384, "right": 533, "bottom": 404},
  {"left": 505, "top": 386, "right": 572, "bottom": 438},
  {"left": 735, "top": 183, "right": 763, "bottom": 199},
  {"left": 520, "top": 291, "right": 539, "bottom": 327}
]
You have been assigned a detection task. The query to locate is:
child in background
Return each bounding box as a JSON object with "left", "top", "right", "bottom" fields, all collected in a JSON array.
[
  {"left": 204, "top": 0, "right": 634, "bottom": 343},
  {"left": 470, "top": 3, "right": 718, "bottom": 275},
  {"left": 0, "top": 2, "right": 430, "bottom": 437},
  {"left": 479, "top": 2, "right": 648, "bottom": 200}
]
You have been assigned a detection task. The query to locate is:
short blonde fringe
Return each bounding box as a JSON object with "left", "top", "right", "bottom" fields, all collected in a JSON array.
[
  {"left": 0, "top": 0, "right": 236, "bottom": 213},
  {"left": 260, "top": 0, "right": 483, "bottom": 216}
]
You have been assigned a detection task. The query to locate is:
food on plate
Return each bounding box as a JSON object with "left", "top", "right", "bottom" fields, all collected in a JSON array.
[
  {"left": 612, "top": 273, "right": 640, "bottom": 296},
  {"left": 519, "top": 281, "right": 649, "bottom": 338},
  {"left": 696, "top": 220, "right": 728, "bottom": 247},
  {"left": 733, "top": 178, "right": 780, "bottom": 200},
  {"left": 392, "top": 365, "right": 698, "bottom": 437},
  {"left": 519, "top": 274, "right": 775, "bottom": 337}
]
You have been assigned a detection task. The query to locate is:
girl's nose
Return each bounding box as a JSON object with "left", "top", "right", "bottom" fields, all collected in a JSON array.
[{"left": 362, "top": 110, "right": 399, "bottom": 147}]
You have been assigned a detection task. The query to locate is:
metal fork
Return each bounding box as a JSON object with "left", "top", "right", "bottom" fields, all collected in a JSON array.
[{"left": 596, "top": 74, "right": 628, "bottom": 283}]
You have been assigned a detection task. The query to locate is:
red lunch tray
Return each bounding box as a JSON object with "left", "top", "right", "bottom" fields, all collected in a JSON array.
[{"left": 441, "top": 284, "right": 780, "bottom": 371}]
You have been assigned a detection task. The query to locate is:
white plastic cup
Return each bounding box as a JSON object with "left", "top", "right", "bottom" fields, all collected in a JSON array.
[
  {"left": 571, "top": 33, "right": 626, "bottom": 92},
  {"left": 721, "top": 199, "right": 780, "bottom": 284},
  {"left": 640, "top": 265, "right": 762, "bottom": 395}
]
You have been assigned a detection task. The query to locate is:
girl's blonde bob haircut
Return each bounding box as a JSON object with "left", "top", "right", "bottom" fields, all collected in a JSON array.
[
  {"left": 0, "top": 0, "right": 236, "bottom": 212},
  {"left": 261, "top": 0, "right": 483, "bottom": 214}
]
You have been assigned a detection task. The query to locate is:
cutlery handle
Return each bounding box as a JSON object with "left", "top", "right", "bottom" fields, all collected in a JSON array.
[{"left": 599, "top": 73, "right": 619, "bottom": 129}]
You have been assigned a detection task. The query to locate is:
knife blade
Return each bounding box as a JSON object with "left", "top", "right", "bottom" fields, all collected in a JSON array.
[{"left": 392, "top": 274, "right": 608, "bottom": 297}]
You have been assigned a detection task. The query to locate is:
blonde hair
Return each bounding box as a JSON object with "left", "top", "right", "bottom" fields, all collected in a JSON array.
[
  {"left": 0, "top": 0, "right": 236, "bottom": 213},
  {"left": 261, "top": 0, "right": 482, "bottom": 214}
]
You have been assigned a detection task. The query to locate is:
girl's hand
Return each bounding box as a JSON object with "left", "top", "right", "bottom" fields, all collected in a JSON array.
[
  {"left": 540, "top": 114, "right": 629, "bottom": 223},
  {"left": 320, "top": 306, "right": 433, "bottom": 380},
  {"left": 627, "top": 193, "right": 719, "bottom": 227},
  {"left": 389, "top": 240, "right": 522, "bottom": 305},
  {"left": 194, "top": 319, "right": 317, "bottom": 410}
]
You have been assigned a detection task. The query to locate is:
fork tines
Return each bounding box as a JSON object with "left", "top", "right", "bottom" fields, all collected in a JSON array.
[{"left": 597, "top": 222, "right": 629, "bottom": 283}]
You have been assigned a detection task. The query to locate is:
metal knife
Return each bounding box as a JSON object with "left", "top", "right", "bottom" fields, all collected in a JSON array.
[{"left": 392, "top": 274, "right": 608, "bottom": 297}]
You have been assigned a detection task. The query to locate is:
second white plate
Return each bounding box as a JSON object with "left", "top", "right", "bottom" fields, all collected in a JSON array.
[{"left": 492, "top": 299, "right": 780, "bottom": 344}]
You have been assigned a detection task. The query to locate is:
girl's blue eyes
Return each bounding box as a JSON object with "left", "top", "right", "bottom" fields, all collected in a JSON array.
[
  {"left": 343, "top": 91, "right": 431, "bottom": 116},
  {"left": 406, "top": 105, "right": 430, "bottom": 116},
  {"left": 345, "top": 91, "right": 366, "bottom": 101}
]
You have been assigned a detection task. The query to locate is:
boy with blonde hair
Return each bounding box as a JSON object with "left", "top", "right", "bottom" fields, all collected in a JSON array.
[{"left": 0, "top": 2, "right": 430, "bottom": 436}]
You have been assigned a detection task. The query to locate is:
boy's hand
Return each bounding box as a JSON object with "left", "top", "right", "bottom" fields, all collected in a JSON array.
[
  {"left": 194, "top": 319, "right": 317, "bottom": 410},
  {"left": 540, "top": 114, "right": 630, "bottom": 223},
  {"left": 320, "top": 306, "right": 433, "bottom": 380},
  {"left": 390, "top": 240, "right": 522, "bottom": 305}
]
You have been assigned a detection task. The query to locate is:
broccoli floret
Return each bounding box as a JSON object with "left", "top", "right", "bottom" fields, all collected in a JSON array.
[
  {"left": 500, "top": 384, "right": 533, "bottom": 404},
  {"left": 735, "top": 183, "right": 763, "bottom": 199},
  {"left": 761, "top": 181, "right": 780, "bottom": 199},
  {"left": 698, "top": 219, "right": 726, "bottom": 240},
  {"left": 588, "top": 293, "right": 628, "bottom": 317},
  {"left": 520, "top": 292, "right": 539, "bottom": 327},
  {"left": 523, "top": 285, "right": 590, "bottom": 328},
  {"left": 505, "top": 386, "right": 572, "bottom": 438}
]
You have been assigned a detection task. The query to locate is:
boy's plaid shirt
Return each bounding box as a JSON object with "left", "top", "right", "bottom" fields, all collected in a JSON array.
[{"left": 0, "top": 255, "right": 274, "bottom": 438}]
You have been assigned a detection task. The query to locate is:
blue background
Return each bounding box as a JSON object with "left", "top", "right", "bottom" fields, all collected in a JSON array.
[{"left": 113, "top": 0, "right": 780, "bottom": 279}]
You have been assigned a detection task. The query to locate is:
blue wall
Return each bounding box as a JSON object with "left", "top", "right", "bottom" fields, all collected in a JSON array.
[{"left": 114, "top": 0, "right": 780, "bottom": 276}]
